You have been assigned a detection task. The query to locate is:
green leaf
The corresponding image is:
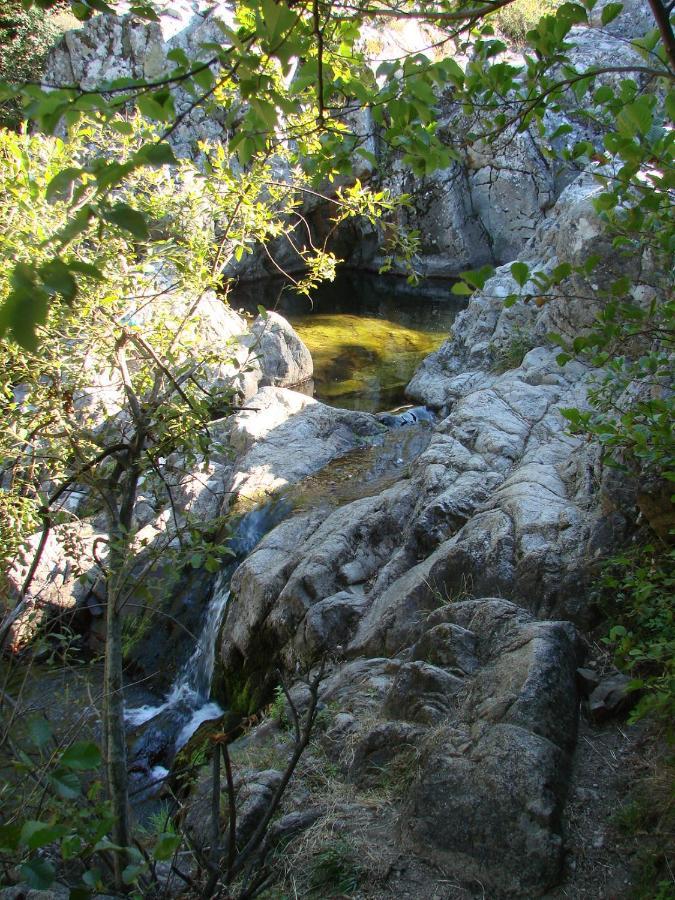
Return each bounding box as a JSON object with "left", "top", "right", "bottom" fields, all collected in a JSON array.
[
  {"left": 122, "top": 863, "right": 147, "bottom": 885},
  {"left": 27, "top": 716, "right": 52, "bottom": 749},
  {"left": 451, "top": 281, "right": 473, "bottom": 296},
  {"left": 60, "top": 741, "right": 101, "bottom": 771},
  {"left": 39, "top": 259, "right": 77, "bottom": 302},
  {"left": 617, "top": 97, "right": 653, "bottom": 137},
  {"left": 510, "top": 261, "right": 530, "bottom": 287},
  {"left": 92, "top": 837, "right": 124, "bottom": 853},
  {"left": 53, "top": 205, "right": 95, "bottom": 247},
  {"left": 459, "top": 265, "right": 495, "bottom": 289},
  {"left": 20, "top": 821, "right": 67, "bottom": 850},
  {"left": 61, "top": 834, "right": 83, "bottom": 860},
  {"left": 0, "top": 823, "right": 22, "bottom": 853},
  {"left": 68, "top": 888, "right": 91, "bottom": 900},
  {"left": 0, "top": 264, "right": 50, "bottom": 351},
  {"left": 66, "top": 260, "right": 105, "bottom": 281},
  {"left": 46, "top": 167, "right": 82, "bottom": 203},
  {"left": 601, "top": 2, "right": 623, "bottom": 24},
  {"left": 50, "top": 768, "right": 81, "bottom": 799},
  {"left": 110, "top": 120, "right": 134, "bottom": 135},
  {"left": 20, "top": 858, "right": 56, "bottom": 890},
  {"left": 153, "top": 832, "right": 181, "bottom": 861},
  {"left": 193, "top": 67, "right": 215, "bottom": 91},
  {"left": 137, "top": 93, "right": 174, "bottom": 122},
  {"left": 137, "top": 142, "right": 177, "bottom": 167},
  {"left": 102, "top": 203, "right": 149, "bottom": 240},
  {"left": 167, "top": 48, "right": 190, "bottom": 67},
  {"left": 82, "top": 868, "right": 102, "bottom": 889}
]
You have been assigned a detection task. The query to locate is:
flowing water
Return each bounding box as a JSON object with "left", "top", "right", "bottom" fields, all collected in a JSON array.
[
  {"left": 231, "top": 271, "right": 464, "bottom": 412},
  {"left": 126, "top": 273, "right": 461, "bottom": 781},
  {"left": 125, "top": 501, "right": 291, "bottom": 768}
]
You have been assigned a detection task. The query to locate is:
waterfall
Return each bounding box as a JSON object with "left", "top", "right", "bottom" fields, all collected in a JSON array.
[
  {"left": 125, "top": 500, "right": 290, "bottom": 752},
  {"left": 125, "top": 573, "right": 230, "bottom": 748}
]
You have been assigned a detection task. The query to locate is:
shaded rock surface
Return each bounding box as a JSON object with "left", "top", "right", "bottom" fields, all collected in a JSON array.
[
  {"left": 211, "top": 169, "right": 635, "bottom": 897},
  {"left": 31, "top": 6, "right": 663, "bottom": 897}
]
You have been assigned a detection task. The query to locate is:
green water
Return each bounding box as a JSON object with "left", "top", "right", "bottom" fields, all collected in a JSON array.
[{"left": 232, "top": 271, "right": 464, "bottom": 413}]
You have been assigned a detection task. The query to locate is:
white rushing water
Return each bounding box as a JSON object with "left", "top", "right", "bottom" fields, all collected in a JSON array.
[
  {"left": 124, "top": 502, "right": 291, "bottom": 753},
  {"left": 125, "top": 573, "right": 230, "bottom": 749}
]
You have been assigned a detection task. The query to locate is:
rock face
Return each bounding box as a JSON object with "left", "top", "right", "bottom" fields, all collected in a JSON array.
[
  {"left": 400, "top": 601, "right": 581, "bottom": 894},
  {"left": 3, "top": 303, "right": 314, "bottom": 653},
  {"left": 46, "top": 2, "right": 235, "bottom": 157},
  {"left": 33, "top": 6, "right": 659, "bottom": 897},
  {"left": 210, "top": 170, "right": 634, "bottom": 897},
  {"left": 44, "top": 1, "right": 649, "bottom": 280}
]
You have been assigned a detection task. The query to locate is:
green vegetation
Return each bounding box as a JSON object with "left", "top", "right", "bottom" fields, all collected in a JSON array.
[
  {"left": 597, "top": 544, "right": 675, "bottom": 734},
  {"left": 613, "top": 750, "right": 675, "bottom": 899},
  {"left": 0, "top": 1, "right": 78, "bottom": 129},
  {"left": 307, "top": 839, "right": 362, "bottom": 897},
  {"left": 0, "top": 0, "right": 673, "bottom": 895},
  {"left": 491, "top": 0, "right": 563, "bottom": 43},
  {"left": 490, "top": 325, "right": 537, "bottom": 372}
]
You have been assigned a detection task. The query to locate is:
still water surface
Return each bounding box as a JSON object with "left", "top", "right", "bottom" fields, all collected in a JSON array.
[{"left": 231, "top": 271, "right": 464, "bottom": 412}]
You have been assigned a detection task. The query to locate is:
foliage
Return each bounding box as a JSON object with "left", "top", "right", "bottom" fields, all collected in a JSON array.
[
  {"left": 0, "top": 1, "right": 77, "bottom": 129},
  {"left": 270, "top": 684, "right": 290, "bottom": 729},
  {"left": 491, "top": 0, "right": 562, "bottom": 44},
  {"left": 307, "top": 838, "right": 362, "bottom": 897},
  {"left": 612, "top": 746, "right": 675, "bottom": 899},
  {"left": 596, "top": 544, "right": 675, "bottom": 735},
  {"left": 0, "top": 0, "right": 673, "bottom": 894}
]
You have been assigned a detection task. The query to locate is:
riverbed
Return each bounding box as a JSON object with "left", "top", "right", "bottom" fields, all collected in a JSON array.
[{"left": 230, "top": 271, "right": 463, "bottom": 412}]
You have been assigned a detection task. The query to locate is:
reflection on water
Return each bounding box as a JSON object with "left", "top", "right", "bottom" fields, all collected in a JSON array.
[{"left": 230, "top": 271, "right": 464, "bottom": 412}]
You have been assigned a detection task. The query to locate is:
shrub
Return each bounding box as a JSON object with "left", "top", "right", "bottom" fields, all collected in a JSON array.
[
  {"left": 598, "top": 543, "right": 675, "bottom": 738},
  {"left": 491, "top": 0, "right": 563, "bottom": 44},
  {"left": 0, "top": 2, "right": 77, "bottom": 129}
]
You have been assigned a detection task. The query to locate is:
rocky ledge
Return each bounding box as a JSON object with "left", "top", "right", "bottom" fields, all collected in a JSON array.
[{"left": 198, "top": 172, "right": 640, "bottom": 897}]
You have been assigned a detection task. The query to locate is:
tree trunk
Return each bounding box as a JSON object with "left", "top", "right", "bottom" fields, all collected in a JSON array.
[
  {"left": 102, "top": 461, "right": 140, "bottom": 890},
  {"left": 103, "top": 537, "right": 131, "bottom": 889}
]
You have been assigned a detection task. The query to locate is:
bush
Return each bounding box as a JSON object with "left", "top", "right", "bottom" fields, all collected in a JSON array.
[
  {"left": 598, "top": 543, "right": 675, "bottom": 737},
  {"left": 0, "top": 2, "right": 77, "bottom": 129},
  {"left": 491, "top": 0, "right": 563, "bottom": 44}
]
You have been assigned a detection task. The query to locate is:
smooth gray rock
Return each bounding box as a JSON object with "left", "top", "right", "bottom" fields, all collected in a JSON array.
[
  {"left": 246, "top": 311, "right": 313, "bottom": 390},
  {"left": 589, "top": 673, "right": 638, "bottom": 721}
]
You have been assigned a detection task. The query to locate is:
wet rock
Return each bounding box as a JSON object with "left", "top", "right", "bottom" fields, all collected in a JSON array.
[
  {"left": 377, "top": 406, "right": 436, "bottom": 428},
  {"left": 226, "top": 386, "right": 385, "bottom": 501}
]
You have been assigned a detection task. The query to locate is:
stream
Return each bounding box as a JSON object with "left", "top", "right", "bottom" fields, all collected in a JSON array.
[
  {"left": 231, "top": 270, "right": 464, "bottom": 412},
  {"left": 124, "top": 272, "right": 462, "bottom": 790}
]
